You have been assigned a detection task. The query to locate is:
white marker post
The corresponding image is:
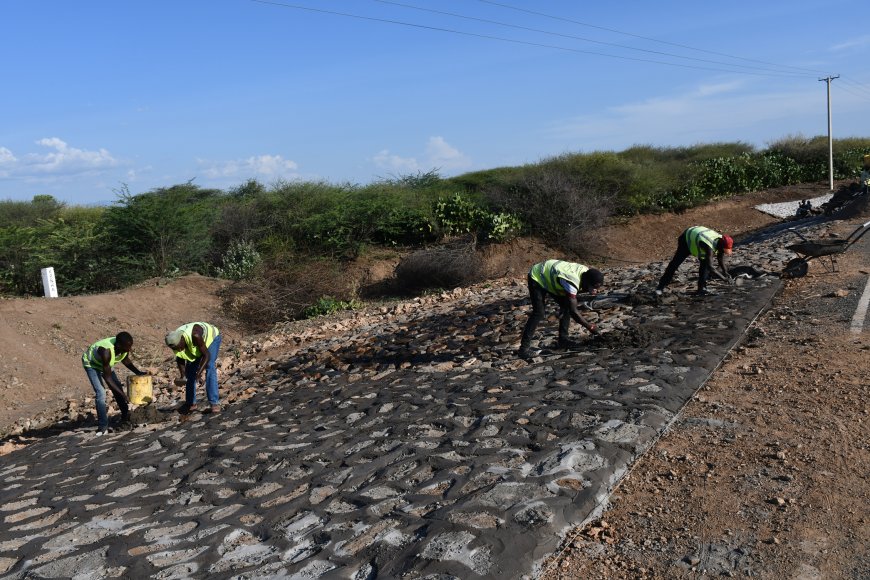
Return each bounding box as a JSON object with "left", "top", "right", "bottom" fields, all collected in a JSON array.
[{"left": 40, "top": 267, "right": 58, "bottom": 298}]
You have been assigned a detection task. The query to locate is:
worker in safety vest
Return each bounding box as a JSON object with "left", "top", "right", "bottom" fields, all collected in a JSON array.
[
  {"left": 82, "top": 331, "right": 148, "bottom": 434},
  {"left": 165, "top": 322, "right": 222, "bottom": 415},
  {"left": 656, "top": 226, "right": 733, "bottom": 297},
  {"left": 518, "top": 260, "right": 604, "bottom": 359}
]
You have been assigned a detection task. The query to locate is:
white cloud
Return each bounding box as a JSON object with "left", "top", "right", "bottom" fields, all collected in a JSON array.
[
  {"left": 0, "top": 147, "right": 16, "bottom": 177},
  {"left": 828, "top": 35, "right": 870, "bottom": 52},
  {"left": 126, "top": 166, "right": 153, "bottom": 182},
  {"left": 27, "top": 138, "right": 117, "bottom": 173},
  {"left": 0, "top": 138, "right": 118, "bottom": 181},
  {"left": 198, "top": 155, "right": 299, "bottom": 179},
  {"left": 0, "top": 147, "right": 16, "bottom": 165},
  {"left": 547, "top": 79, "right": 825, "bottom": 150},
  {"left": 425, "top": 136, "right": 472, "bottom": 170},
  {"left": 693, "top": 80, "right": 746, "bottom": 97},
  {"left": 373, "top": 136, "right": 471, "bottom": 175},
  {"left": 373, "top": 149, "right": 420, "bottom": 174}
]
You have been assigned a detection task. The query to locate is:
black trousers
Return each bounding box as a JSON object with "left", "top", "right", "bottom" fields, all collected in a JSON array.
[
  {"left": 657, "top": 233, "right": 711, "bottom": 292},
  {"left": 520, "top": 274, "right": 572, "bottom": 348}
]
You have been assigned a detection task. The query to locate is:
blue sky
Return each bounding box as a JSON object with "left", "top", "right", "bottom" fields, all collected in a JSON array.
[{"left": 1, "top": 0, "right": 869, "bottom": 205}]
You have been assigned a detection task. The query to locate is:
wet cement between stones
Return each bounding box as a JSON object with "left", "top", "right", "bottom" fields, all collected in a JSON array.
[{"left": 0, "top": 237, "right": 796, "bottom": 579}]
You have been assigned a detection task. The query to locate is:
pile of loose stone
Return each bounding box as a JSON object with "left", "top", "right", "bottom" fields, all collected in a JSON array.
[{"left": 0, "top": 225, "right": 815, "bottom": 579}]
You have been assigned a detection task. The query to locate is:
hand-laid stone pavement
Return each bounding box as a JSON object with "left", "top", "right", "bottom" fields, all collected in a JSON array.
[{"left": 0, "top": 222, "right": 825, "bottom": 579}]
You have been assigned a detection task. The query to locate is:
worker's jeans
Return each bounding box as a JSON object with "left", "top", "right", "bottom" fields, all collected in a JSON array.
[
  {"left": 657, "top": 234, "right": 711, "bottom": 292},
  {"left": 520, "top": 275, "right": 571, "bottom": 349},
  {"left": 84, "top": 365, "right": 128, "bottom": 431},
  {"left": 184, "top": 334, "right": 222, "bottom": 406}
]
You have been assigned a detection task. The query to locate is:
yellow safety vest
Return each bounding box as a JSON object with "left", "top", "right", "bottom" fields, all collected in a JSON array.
[
  {"left": 530, "top": 260, "right": 589, "bottom": 296},
  {"left": 173, "top": 322, "right": 219, "bottom": 362},
  {"left": 685, "top": 226, "right": 721, "bottom": 259},
  {"left": 82, "top": 337, "right": 127, "bottom": 371}
]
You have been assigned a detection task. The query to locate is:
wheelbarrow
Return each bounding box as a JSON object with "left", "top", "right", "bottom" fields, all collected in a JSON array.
[{"left": 781, "top": 220, "right": 870, "bottom": 278}]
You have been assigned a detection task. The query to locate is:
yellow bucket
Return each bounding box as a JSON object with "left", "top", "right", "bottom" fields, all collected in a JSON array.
[{"left": 127, "top": 375, "right": 153, "bottom": 405}]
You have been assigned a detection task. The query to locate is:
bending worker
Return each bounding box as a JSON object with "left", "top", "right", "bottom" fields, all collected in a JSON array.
[
  {"left": 656, "top": 226, "right": 733, "bottom": 297},
  {"left": 518, "top": 259, "right": 603, "bottom": 359},
  {"left": 82, "top": 331, "right": 148, "bottom": 434},
  {"left": 165, "top": 322, "right": 222, "bottom": 415}
]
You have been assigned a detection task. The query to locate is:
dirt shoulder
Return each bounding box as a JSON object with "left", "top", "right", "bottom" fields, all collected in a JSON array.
[
  {"left": 542, "top": 223, "right": 870, "bottom": 579},
  {"left": 0, "top": 274, "right": 236, "bottom": 437},
  {"left": 582, "top": 182, "right": 840, "bottom": 264}
]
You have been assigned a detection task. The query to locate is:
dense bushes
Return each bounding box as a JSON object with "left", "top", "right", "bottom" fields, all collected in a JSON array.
[{"left": 3, "top": 137, "right": 870, "bottom": 318}]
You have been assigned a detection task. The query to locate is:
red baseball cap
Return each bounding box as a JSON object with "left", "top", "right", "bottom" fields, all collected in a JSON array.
[{"left": 720, "top": 235, "right": 734, "bottom": 253}]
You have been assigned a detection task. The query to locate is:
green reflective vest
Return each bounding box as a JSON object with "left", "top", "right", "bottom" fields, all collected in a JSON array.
[
  {"left": 530, "top": 260, "right": 589, "bottom": 296},
  {"left": 82, "top": 337, "right": 127, "bottom": 371},
  {"left": 685, "top": 226, "right": 721, "bottom": 259},
  {"left": 173, "top": 322, "right": 220, "bottom": 362}
]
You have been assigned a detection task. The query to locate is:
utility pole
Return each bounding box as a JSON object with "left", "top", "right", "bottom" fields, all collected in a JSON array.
[{"left": 819, "top": 75, "right": 839, "bottom": 190}]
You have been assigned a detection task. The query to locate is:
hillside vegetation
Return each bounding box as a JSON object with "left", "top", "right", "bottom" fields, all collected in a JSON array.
[{"left": 2, "top": 135, "right": 868, "bottom": 329}]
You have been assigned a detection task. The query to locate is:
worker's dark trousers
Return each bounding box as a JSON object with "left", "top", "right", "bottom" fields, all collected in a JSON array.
[
  {"left": 520, "top": 275, "right": 571, "bottom": 349},
  {"left": 657, "top": 234, "right": 711, "bottom": 292}
]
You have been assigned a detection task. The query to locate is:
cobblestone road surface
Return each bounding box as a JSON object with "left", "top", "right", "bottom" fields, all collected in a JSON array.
[{"left": 0, "top": 227, "right": 811, "bottom": 579}]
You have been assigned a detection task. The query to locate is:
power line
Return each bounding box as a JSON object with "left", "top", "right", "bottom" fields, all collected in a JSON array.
[
  {"left": 839, "top": 76, "right": 870, "bottom": 99},
  {"left": 250, "top": 0, "right": 813, "bottom": 78},
  {"left": 836, "top": 83, "right": 870, "bottom": 101},
  {"left": 370, "top": 0, "right": 815, "bottom": 77},
  {"left": 475, "top": 0, "right": 830, "bottom": 77}
]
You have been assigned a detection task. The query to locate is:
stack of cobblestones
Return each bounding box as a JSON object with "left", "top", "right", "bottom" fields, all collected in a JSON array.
[{"left": 0, "top": 226, "right": 810, "bottom": 578}]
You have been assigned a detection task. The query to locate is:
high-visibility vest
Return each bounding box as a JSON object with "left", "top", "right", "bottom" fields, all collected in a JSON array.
[
  {"left": 685, "top": 226, "right": 721, "bottom": 259},
  {"left": 529, "top": 260, "right": 588, "bottom": 296},
  {"left": 82, "top": 337, "right": 127, "bottom": 371},
  {"left": 173, "top": 322, "right": 220, "bottom": 362}
]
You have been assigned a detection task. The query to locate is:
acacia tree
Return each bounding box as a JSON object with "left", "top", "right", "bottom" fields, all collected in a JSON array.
[{"left": 103, "top": 183, "right": 226, "bottom": 278}]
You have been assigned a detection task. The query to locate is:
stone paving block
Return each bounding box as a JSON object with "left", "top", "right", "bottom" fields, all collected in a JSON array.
[{"left": 0, "top": 233, "right": 800, "bottom": 578}]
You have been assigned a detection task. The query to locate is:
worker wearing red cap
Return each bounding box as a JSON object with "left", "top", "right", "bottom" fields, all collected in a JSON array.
[{"left": 655, "top": 226, "right": 733, "bottom": 297}]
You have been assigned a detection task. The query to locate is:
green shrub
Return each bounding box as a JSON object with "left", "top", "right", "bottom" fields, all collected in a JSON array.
[
  {"left": 482, "top": 211, "right": 523, "bottom": 242},
  {"left": 433, "top": 192, "right": 522, "bottom": 243},
  {"left": 482, "top": 165, "right": 612, "bottom": 250},
  {"left": 301, "top": 296, "right": 360, "bottom": 319},
  {"left": 434, "top": 192, "right": 486, "bottom": 236},
  {"left": 372, "top": 207, "right": 436, "bottom": 246},
  {"left": 216, "top": 239, "right": 261, "bottom": 281}
]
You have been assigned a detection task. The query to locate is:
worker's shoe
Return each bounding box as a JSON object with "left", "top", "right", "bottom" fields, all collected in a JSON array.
[
  {"left": 695, "top": 288, "right": 714, "bottom": 297},
  {"left": 202, "top": 404, "right": 221, "bottom": 415},
  {"left": 517, "top": 346, "right": 533, "bottom": 360},
  {"left": 556, "top": 339, "right": 584, "bottom": 350},
  {"left": 178, "top": 402, "right": 198, "bottom": 415}
]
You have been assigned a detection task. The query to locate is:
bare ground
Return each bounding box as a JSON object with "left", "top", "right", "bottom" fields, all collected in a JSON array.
[{"left": 1, "top": 181, "right": 868, "bottom": 579}]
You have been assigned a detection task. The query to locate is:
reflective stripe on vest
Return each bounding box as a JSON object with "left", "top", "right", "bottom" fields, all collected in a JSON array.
[
  {"left": 174, "top": 322, "right": 220, "bottom": 362},
  {"left": 529, "top": 260, "right": 588, "bottom": 296},
  {"left": 685, "top": 226, "right": 721, "bottom": 258},
  {"left": 82, "top": 337, "right": 127, "bottom": 370}
]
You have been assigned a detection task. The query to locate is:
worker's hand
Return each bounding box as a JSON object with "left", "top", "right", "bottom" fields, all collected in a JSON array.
[{"left": 587, "top": 323, "right": 599, "bottom": 334}]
